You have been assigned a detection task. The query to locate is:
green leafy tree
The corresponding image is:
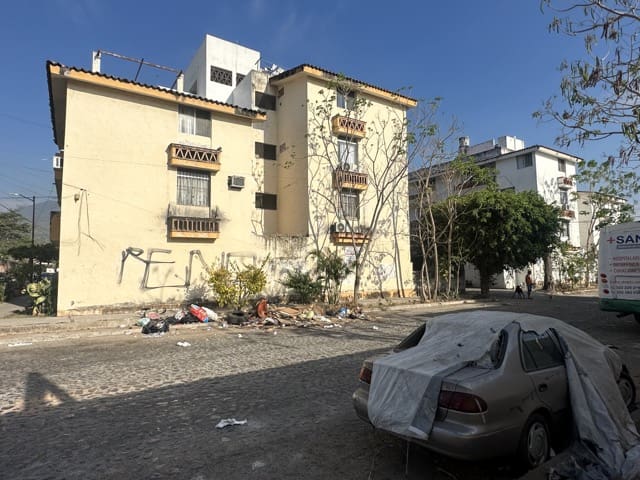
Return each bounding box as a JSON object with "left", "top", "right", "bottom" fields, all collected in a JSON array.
[
  {"left": 538, "top": 1, "right": 640, "bottom": 166},
  {"left": 207, "top": 260, "right": 267, "bottom": 310},
  {"left": 0, "top": 211, "right": 30, "bottom": 257},
  {"left": 281, "top": 270, "right": 323, "bottom": 304},
  {"left": 308, "top": 249, "right": 352, "bottom": 304},
  {"left": 455, "top": 189, "right": 562, "bottom": 296}
]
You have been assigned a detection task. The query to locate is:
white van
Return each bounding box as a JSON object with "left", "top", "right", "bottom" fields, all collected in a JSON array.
[{"left": 598, "top": 222, "right": 640, "bottom": 323}]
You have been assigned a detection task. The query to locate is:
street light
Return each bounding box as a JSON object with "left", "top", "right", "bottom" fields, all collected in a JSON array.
[{"left": 12, "top": 193, "right": 35, "bottom": 280}]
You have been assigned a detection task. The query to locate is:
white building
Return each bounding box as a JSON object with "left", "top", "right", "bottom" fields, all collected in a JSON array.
[{"left": 409, "top": 135, "right": 582, "bottom": 289}]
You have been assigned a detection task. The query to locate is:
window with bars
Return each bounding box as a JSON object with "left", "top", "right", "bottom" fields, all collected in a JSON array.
[
  {"left": 211, "top": 66, "right": 232, "bottom": 86},
  {"left": 340, "top": 189, "right": 360, "bottom": 219},
  {"left": 255, "top": 193, "right": 277, "bottom": 210},
  {"left": 338, "top": 139, "right": 358, "bottom": 169},
  {"left": 179, "top": 106, "right": 211, "bottom": 137},
  {"left": 236, "top": 73, "right": 245, "bottom": 85},
  {"left": 337, "top": 89, "right": 356, "bottom": 110},
  {"left": 177, "top": 169, "right": 210, "bottom": 206},
  {"left": 559, "top": 191, "right": 569, "bottom": 208},
  {"left": 255, "top": 142, "right": 277, "bottom": 160}
]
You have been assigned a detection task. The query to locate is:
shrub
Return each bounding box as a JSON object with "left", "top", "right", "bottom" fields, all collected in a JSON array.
[
  {"left": 208, "top": 260, "right": 267, "bottom": 310},
  {"left": 282, "top": 270, "right": 323, "bottom": 304}
]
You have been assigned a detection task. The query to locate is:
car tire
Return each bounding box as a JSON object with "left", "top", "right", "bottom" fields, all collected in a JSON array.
[
  {"left": 516, "top": 413, "right": 550, "bottom": 471},
  {"left": 618, "top": 372, "right": 637, "bottom": 410}
]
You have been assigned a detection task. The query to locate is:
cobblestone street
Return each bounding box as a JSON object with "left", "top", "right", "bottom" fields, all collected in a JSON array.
[{"left": 1, "top": 292, "right": 638, "bottom": 479}]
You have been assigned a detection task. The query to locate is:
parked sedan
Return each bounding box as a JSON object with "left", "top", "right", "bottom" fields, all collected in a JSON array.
[{"left": 353, "top": 312, "right": 636, "bottom": 471}]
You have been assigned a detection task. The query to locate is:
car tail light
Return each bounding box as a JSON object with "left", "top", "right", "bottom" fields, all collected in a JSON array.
[
  {"left": 359, "top": 365, "right": 372, "bottom": 384},
  {"left": 438, "top": 390, "right": 487, "bottom": 413}
]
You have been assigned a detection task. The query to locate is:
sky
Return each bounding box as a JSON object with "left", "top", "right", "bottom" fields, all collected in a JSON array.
[{"left": 0, "top": 0, "right": 627, "bottom": 216}]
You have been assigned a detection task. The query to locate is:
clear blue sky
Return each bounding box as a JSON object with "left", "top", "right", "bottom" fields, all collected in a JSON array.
[{"left": 0, "top": 0, "right": 622, "bottom": 214}]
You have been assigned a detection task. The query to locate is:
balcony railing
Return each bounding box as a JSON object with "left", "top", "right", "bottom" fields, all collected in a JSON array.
[
  {"left": 558, "top": 176, "right": 573, "bottom": 189},
  {"left": 330, "top": 231, "right": 370, "bottom": 246},
  {"left": 331, "top": 115, "right": 366, "bottom": 139},
  {"left": 168, "top": 143, "right": 221, "bottom": 172},
  {"left": 333, "top": 168, "right": 368, "bottom": 190},
  {"left": 560, "top": 209, "right": 575, "bottom": 219},
  {"left": 168, "top": 216, "right": 219, "bottom": 240}
]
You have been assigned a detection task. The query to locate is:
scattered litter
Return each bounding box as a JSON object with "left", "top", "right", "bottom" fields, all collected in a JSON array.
[
  {"left": 238, "top": 334, "right": 243, "bottom": 338},
  {"left": 252, "top": 460, "right": 266, "bottom": 470},
  {"left": 118, "top": 324, "right": 127, "bottom": 328},
  {"left": 8, "top": 342, "right": 32, "bottom": 347},
  {"left": 142, "top": 319, "right": 169, "bottom": 334},
  {"left": 323, "top": 324, "right": 335, "bottom": 329},
  {"left": 256, "top": 298, "right": 268, "bottom": 319},
  {"left": 189, "top": 304, "right": 209, "bottom": 322},
  {"left": 202, "top": 307, "right": 218, "bottom": 321},
  {"left": 176, "top": 341, "right": 191, "bottom": 347},
  {"left": 216, "top": 418, "right": 247, "bottom": 429},
  {"left": 372, "top": 326, "right": 380, "bottom": 331}
]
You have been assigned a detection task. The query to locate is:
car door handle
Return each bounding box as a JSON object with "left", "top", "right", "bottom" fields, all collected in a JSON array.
[{"left": 538, "top": 383, "right": 548, "bottom": 393}]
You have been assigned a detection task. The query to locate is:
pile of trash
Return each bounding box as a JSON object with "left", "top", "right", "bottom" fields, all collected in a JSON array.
[{"left": 136, "top": 300, "right": 368, "bottom": 334}]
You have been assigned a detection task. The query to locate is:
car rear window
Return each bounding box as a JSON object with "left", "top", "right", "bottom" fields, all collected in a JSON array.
[
  {"left": 394, "top": 323, "right": 426, "bottom": 351},
  {"left": 520, "top": 330, "right": 565, "bottom": 371}
]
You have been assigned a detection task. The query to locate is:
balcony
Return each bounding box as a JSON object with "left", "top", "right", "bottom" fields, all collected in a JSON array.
[
  {"left": 560, "top": 209, "right": 576, "bottom": 220},
  {"left": 333, "top": 168, "right": 368, "bottom": 191},
  {"left": 331, "top": 115, "right": 366, "bottom": 139},
  {"left": 168, "top": 143, "right": 221, "bottom": 172},
  {"left": 168, "top": 216, "right": 219, "bottom": 240},
  {"left": 330, "top": 223, "right": 370, "bottom": 246},
  {"left": 558, "top": 176, "right": 574, "bottom": 189}
]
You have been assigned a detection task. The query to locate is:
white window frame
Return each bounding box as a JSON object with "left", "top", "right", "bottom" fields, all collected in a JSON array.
[
  {"left": 338, "top": 139, "right": 358, "bottom": 170},
  {"left": 340, "top": 189, "right": 360, "bottom": 220},
  {"left": 337, "top": 89, "right": 356, "bottom": 110},
  {"left": 177, "top": 169, "right": 210, "bottom": 207},
  {"left": 179, "top": 106, "right": 211, "bottom": 137}
]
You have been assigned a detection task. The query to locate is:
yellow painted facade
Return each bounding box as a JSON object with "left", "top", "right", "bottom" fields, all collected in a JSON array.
[{"left": 48, "top": 60, "right": 416, "bottom": 315}]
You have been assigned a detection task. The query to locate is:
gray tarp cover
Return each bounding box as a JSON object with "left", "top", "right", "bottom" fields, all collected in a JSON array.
[{"left": 368, "top": 311, "right": 640, "bottom": 479}]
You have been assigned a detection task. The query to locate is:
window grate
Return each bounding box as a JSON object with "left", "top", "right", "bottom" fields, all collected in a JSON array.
[{"left": 211, "top": 66, "right": 232, "bottom": 86}]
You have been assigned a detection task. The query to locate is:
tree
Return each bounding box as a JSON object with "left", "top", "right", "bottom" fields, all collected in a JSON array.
[
  {"left": 0, "top": 211, "right": 30, "bottom": 257},
  {"left": 538, "top": 1, "right": 640, "bottom": 166},
  {"left": 455, "top": 189, "right": 562, "bottom": 296},
  {"left": 572, "top": 158, "right": 639, "bottom": 285},
  {"left": 305, "top": 77, "right": 431, "bottom": 303}
]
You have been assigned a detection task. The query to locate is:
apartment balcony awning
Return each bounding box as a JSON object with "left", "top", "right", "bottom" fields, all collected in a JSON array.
[
  {"left": 333, "top": 168, "right": 368, "bottom": 191},
  {"left": 331, "top": 115, "right": 366, "bottom": 139},
  {"left": 168, "top": 143, "right": 221, "bottom": 172},
  {"left": 558, "top": 176, "right": 574, "bottom": 189},
  {"left": 168, "top": 216, "right": 219, "bottom": 240}
]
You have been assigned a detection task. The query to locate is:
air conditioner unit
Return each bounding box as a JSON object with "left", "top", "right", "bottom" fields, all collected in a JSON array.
[
  {"left": 341, "top": 162, "right": 351, "bottom": 171},
  {"left": 331, "top": 222, "right": 347, "bottom": 233},
  {"left": 52, "top": 155, "right": 63, "bottom": 169},
  {"left": 228, "top": 175, "right": 245, "bottom": 189}
]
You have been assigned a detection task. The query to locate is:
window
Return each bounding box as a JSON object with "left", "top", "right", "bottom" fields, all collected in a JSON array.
[
  {"left": 340, "top": 189, "right": 360, "bottom": 219},
  {"left": 255, "top": 142, "right": 277, "bottom": 160},
  {"left": 558, "top": 158, "right": 566, "bottom": 173},
  {"left": 520, "top": 330, "right": 565, "bottom": 371},
  {"left": 210, "top": 66, "right": 232, "bottom": 86},
  {"left": 255, "top": 193, "right": 277, "bottom": 210},
  {"left": 179, "top": 106, "right": 211, "bottom": 137},
  {"left": 516, "top": 153, "right": 533, "bottom": 169},
  {"left": 177, "top": 169, "right": 210, "bottom": 206},
  {"left": 560, "top": 221, "right": 570, "bottom": 239},
  {"left": 337, "top": 89, "right": 356, "bottom": 110},
  {"left": 236, "top": 73, "right": 245, "bottom": 86},
  {"left": 338, "top": 139, "right": 358, "bottom": 169},
  {"left": 559, "top": 191, "right": 569, "bottom": 207},
  {"left": 255, "top": 92, "right": 276, "bottom": 110}
]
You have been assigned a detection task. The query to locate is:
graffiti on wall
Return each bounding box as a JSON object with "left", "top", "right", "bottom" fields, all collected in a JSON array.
[{"left": 118, "top": 247, "right": 209, "bottom": 290}]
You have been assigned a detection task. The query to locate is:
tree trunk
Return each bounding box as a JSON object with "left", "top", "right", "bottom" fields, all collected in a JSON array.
[
  {"left": 479, "top": 272, "right": 491, "bottom": 297},
  {"left": 543, "top": 254, "right": 553, "bottom": 290},
  {"left": 353, "top": 262, "right": 361, "bottom": 305}
]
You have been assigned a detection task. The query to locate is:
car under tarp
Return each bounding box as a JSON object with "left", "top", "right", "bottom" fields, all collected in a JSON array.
[{"left": 367, "top": 311, "right": 640, "bottom": 479}]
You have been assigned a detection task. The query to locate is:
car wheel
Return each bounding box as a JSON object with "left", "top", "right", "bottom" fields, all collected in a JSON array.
[
  {"left": 517, "top": 413, "right": 550, "bottom": 471},
  {"left": 618, "top": 372, "right": 637, "bottom": 409}
]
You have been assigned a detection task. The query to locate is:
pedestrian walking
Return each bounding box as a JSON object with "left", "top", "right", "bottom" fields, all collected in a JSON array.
[{"left": 525, "top": 270, "right": 534, "bottom": 299}]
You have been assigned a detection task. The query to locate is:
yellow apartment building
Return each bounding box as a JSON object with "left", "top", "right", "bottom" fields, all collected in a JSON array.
[{"left": 47, "top": 35, "right": 417, "bottom": 315}]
